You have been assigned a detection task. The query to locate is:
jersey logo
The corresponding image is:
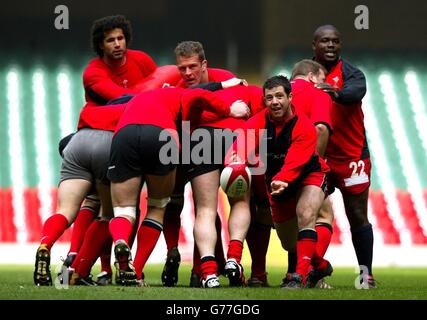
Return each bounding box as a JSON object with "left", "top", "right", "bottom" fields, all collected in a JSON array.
[
  {"left": 123, "top": 79, "right": 128, "bottom": 88},
  {"left": 332, "top": 76, "right": 340, "bottom": 87}
]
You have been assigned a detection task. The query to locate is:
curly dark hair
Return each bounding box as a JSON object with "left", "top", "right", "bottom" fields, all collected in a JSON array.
[{"left": 91, "top": 15, "right": 132, "bottom": 57}]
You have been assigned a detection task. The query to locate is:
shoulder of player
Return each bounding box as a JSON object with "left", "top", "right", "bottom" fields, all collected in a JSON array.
[
  {"left": 340, "top": 59, "right": 365, "bottom": 78},
  {"left": 126, "top": 49, "right": 154, "bottom": 62},
  {"left": 290, "top": 78, "right": 305, "bottom": 92},
  {"left": 84, "top": 57, "right": 103, "bottom": 69},
  {"left": 126, "top": 49, "right": 149, "bottom": 58},
  {"left": 294, "top": 80, "right": 329, "bottom": 100},
  {"left": 246, "top": 108, "right": 268, "bottom": 128},
  {"left": 313, "top": 85, "right": 333, "bottom": 102},
  {"left": 207, "top": 68, "right": 236, "bottom": 81},
  {"left": 83, "top": 58, "right": 109, "bottom": 78}
]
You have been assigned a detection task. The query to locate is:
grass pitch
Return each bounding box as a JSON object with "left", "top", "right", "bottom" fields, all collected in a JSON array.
[{"left": 1, "top": 264, "right": 427, "bottom": 300}]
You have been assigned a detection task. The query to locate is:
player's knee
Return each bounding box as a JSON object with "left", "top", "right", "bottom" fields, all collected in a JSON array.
[
  {"left": 113, "top": 206, "right": 136, "bottom": 224},
  {"left": 349, "top": 215, "right": 369, "bottom": 230},
  {"left": 83, "top": 195, "right": 101, "bottom": 211},
  {"left": 346, "top": 207, "right": 369, "bottom": 229},
  {"left": 148, "top": 197, "right": 171, "bottom": 209},
  {"left": 318, "top": 204, "right": 333, "bottom": 221},
  {"left": 297, "top": 208, "right": 317, "bottom": 229},
  {"left": 275, "top": 223, "right": 297, "bottom": 251}
]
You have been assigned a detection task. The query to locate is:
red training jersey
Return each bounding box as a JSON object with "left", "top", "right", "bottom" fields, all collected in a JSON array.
[
  {"left": 78, "top": 104, "right": 126, "bottom": 131},
  {"left": 114, "top": 87, "right": 231, "bottom": 146},
  {"left": 187, "top": 85, "right": 264, "bottom": 131},
  {"left": 83, "top": 49, "right": 157, "bottom": 107},
  {"left": 323, "top": 59, "right": 369, "bottom": 161},
  {"left": 77, "top": 65, "right": 186, "bottom": 131}
]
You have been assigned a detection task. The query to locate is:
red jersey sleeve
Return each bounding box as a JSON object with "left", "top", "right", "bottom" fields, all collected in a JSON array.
[
  {"left": 130, "top": 50, "right": 157, "bottom": 77},
  {"left": 272, "top": 116, "right": 317, "bottom": 183},
  {"left": 207, "top": 68, "right": 236, "bottom": 81},
  {"left": 132, "top": 65, "right": 181, "bottom": 91},
  {"left": 181, "top": 88, "right": 230, "bottom": 119}
]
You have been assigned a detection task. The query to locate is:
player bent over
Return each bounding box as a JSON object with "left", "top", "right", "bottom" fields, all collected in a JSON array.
[
  {"left": 107, "top": 82, "right": 247, "bottom": 286},
  {"left": 33, "top": 125, "right": 120, "bottom": 286}
]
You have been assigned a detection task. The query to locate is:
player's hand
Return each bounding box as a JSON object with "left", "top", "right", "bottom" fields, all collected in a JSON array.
[
  {"left": 162, "top": 82, "right": 174, "bottom": 88},
  {"left": 270, "top": 180, "right": 288, "bottom": 196},
  {"left": 222, "top": 78, "right": 248, "bottom": 89},
  {"left": 315, "top": 83, "right": 338, "bottom": 99},
  {"left": 229, "top": 100, "right": 251, "bottom": 118}
]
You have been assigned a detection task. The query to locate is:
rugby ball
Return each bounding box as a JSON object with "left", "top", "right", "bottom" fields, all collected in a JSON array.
[{"left": 220, "top": 163, "right": 251, "bottom": 198}]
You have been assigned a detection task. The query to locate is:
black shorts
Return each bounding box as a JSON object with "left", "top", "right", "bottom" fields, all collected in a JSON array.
[
  {"left": 186, "top": 126, "right": 237, "bottom": 181},
  {"left": 107, "top": 124, "right": 178, "bottom": 183}
]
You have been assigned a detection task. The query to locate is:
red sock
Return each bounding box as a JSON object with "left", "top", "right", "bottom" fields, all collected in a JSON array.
[
  {"left": 246, "top": 222, "right": 271, "bottom": 278},
  {"left": 70, "top": 221, "right": 104, "bottom": 271},
  {"left": 68, "top": 207, "right": 97, "bottom": 253},
  {"left": 315, "top": 223, "right": 333, "bottom": 258},
  {"left": 200, "top": 256, "right": 218, "bottom": 279},
  {"left": 227, "top": 239, "right": 244, "bottom": 264},
  {"left": 296, "top": 229, "right": 317, "bottom": 281},
  {"left": 163, "top": 197, "right": 183, "bottom": 251},
  {"left": 40, "top": 214, "right": 69, "bottom": 249},
  {"left": 74, "top": 220, "right": 111, "bottom": 278},
  {"left": 100, "top": 238, "right": 113, "bottom": 274},
  {"left": 109, "top": 217, "right": 133, "bottom": 244},
  {"left": 133, "top": 219, "right": 163, "bottom": 279},
  {"left": 312, "top": 223, "right": 333, "bottom": 270}
]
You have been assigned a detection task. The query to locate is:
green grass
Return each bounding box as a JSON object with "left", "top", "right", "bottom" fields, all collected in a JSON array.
[{"left": 1, "top": 264, "right": 427, "bottom": 300}]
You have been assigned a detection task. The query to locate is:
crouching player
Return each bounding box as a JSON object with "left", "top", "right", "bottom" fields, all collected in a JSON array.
[{"left": 229, "top": 75, "right": 330, "bottom": 288}]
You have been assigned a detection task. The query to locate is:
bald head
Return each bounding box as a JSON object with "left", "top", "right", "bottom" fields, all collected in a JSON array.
[{"left": 313, "top": 25, "right": 341, "bottom": 41}]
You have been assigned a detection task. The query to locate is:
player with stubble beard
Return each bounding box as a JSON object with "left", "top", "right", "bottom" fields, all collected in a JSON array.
[{"left": 161, "top": 41, "right": 236, "bottom": 287}]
